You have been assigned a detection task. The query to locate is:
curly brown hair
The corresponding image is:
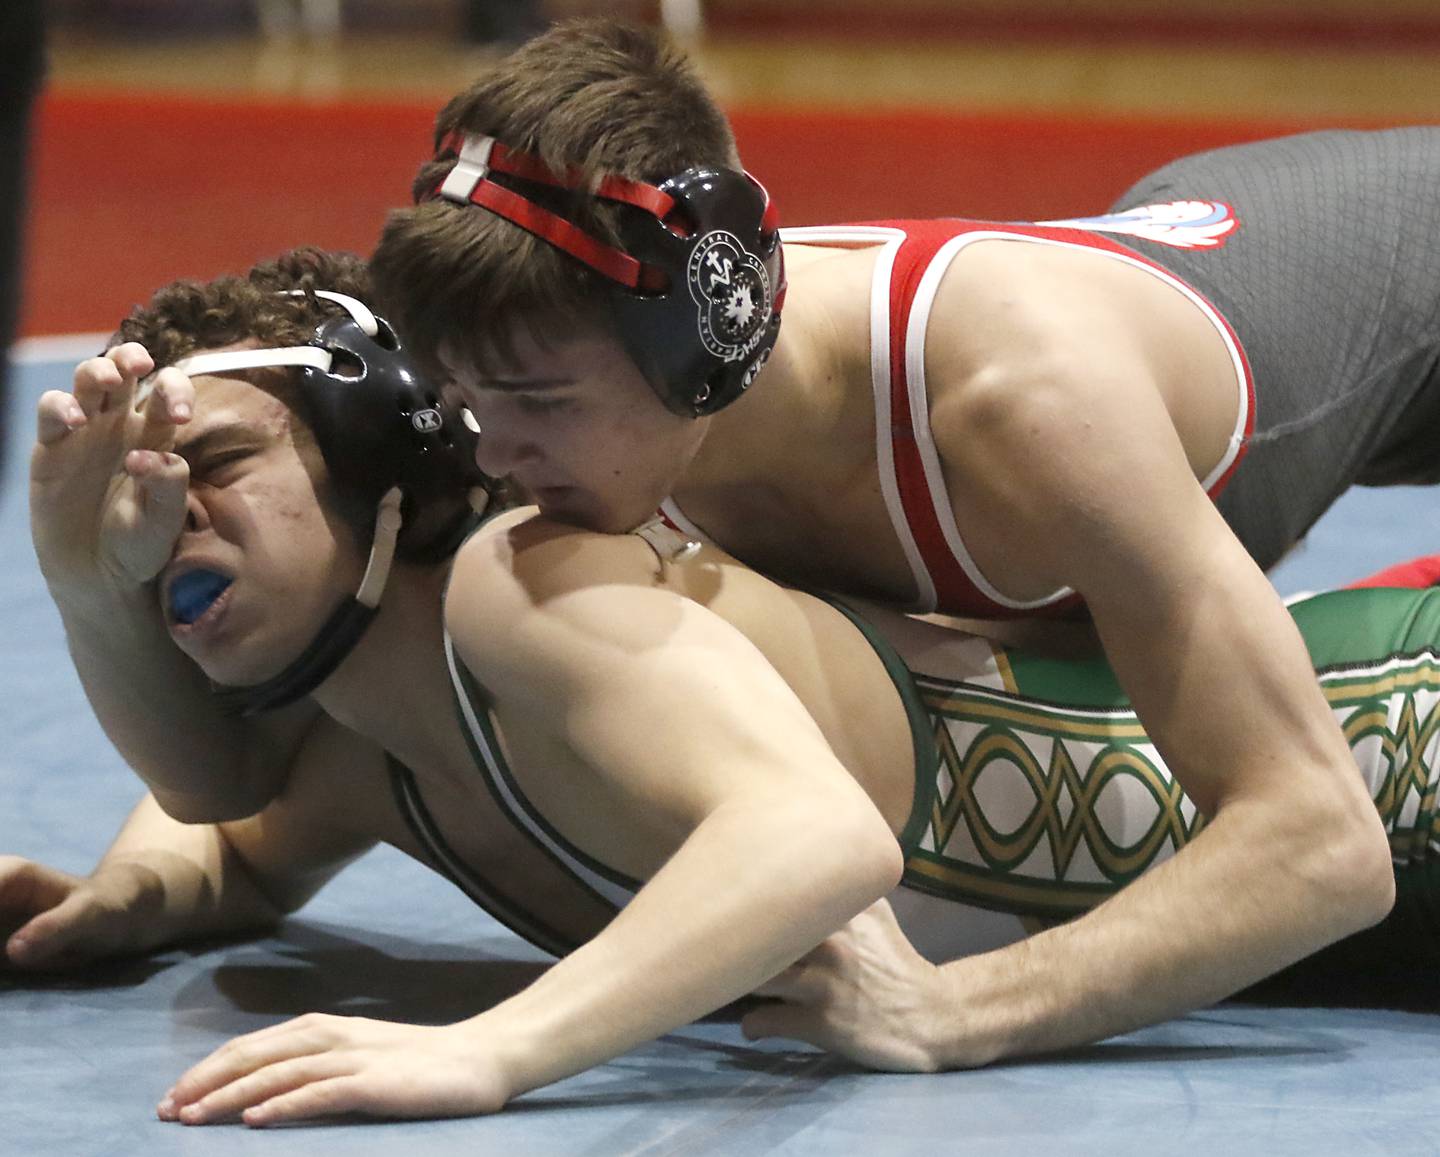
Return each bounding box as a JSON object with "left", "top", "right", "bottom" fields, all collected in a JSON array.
[
  {"left": 110, "top": 247, "right": 490, "bottom": 559},
  {"left": 110, "top": 247, "right": 373, "bottom": 368},
  {"left": 369, "top": 18, "right": 739, "bottom": 381}
]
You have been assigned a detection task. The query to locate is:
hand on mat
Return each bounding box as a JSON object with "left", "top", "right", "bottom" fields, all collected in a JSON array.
[
  {"left": 159, "top": 1014, "right": 512, "bottom": 1126},
  {"left": 742, "top": 898, "right": 943, "bottom": 1072},
  {"left": 30, "top": 342, "right": 195, "bottom": 600},
  {"left": 0, "top": 856, "right": 143, "bottom": 970}
]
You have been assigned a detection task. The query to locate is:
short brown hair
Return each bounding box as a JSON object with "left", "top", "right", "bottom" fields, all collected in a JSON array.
[{"left": 370, "top": 18, "right": 739, "bottom": 380}]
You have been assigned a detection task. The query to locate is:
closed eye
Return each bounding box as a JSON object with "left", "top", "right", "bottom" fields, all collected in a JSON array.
[
  {"left": 193, "top": 450, "right": 254, "bottom": 481},
  {"left": 514, "top": 394, "right": 570, "bottom": 415}
]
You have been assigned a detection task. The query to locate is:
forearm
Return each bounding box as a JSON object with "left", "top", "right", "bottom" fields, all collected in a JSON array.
[
  {"left": 91, "top": 794, "right": 285, "bottom": 955},
  {"left": 473, "top": 799, "right": 901, "bottom": 1098},
  {"left": 926, "top": 791, "right": 1392, "bottom": 1067},
  {"left": 57, "top": 589, "right": 305, "bottom": 821}
]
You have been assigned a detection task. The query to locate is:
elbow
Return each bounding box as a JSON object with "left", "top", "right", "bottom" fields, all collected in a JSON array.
[
  {"left": 150, "top": 782, "right": 279, "bottom": 826},
  {"left": 1337, "top": 808, "right": 1396, "bottom": 929},
  {"left": 826, "top": 798, "right": 906, "bottom": 907},
  {"left": 872, "top": 822, "right": 908, "bottom": 896},
  {"left": 1304, "top": 787, "right": 1395, "bottom": 935},
  {"left": 853, "top": 833, "right": 906, "bottom": 905},
  {"left": 145, "top": 750, "right": 293, "bottom": 825}
]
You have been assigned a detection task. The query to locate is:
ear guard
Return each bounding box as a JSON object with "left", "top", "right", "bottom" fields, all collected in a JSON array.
[
  {"left": 156, "top": 290, "right": 492, "bottom": 715},
  {"left": 421, "top": 133, "right": 786, "bottom": 417},
  {"left": 157, "top": 289, "right": 488, "bottom": 562}
]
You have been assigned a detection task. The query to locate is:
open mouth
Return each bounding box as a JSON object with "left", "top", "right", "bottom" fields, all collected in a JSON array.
[{"left": 167, "top": 569, "right": 234, "bottom": 626}]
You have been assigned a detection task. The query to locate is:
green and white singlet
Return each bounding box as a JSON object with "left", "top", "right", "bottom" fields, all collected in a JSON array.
[{"left": 395, "top": 585, "right": 1440, "bottom": 969}]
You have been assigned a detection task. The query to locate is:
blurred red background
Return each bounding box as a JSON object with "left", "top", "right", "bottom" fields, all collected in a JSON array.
[{"left": 23, "top": 91, "right": 1355, "bottom": 336}]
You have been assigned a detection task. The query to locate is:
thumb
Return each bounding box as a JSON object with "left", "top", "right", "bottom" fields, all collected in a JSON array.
[
  {"left": 128, "top": 449, "right": 190, "bottom": 522},
  {"left": 111, "top": 449, "right": 191, "bottom": 583},
  {"left": 5, "top": 891, "right": 105, "bottom": 970}
]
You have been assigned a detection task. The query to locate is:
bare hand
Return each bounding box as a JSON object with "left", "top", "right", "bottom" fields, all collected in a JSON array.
[
  {"left": 30, "top": 343, "right": 195, "bottom": 602},
  {"left": 159, "top": 1015, "right": 513, "bottom": 1126},
  {"left": 742, "top": 899, "right": 944, "bottom": 1072},
  {"left": 0, "top": 856, "right": 143, "bottom": 970}
]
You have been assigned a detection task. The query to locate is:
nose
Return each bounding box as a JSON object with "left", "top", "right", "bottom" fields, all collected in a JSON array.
[
  {"left": 471, "top": 425, "right": 538, "bottom": 480},
  {"left": 182, "top": 488, "right": 212, "bottom": 535}
]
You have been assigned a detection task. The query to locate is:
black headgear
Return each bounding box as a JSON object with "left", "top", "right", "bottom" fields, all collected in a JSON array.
[
  {"left": 297, "top": 308, "right": 484, "bottom": 564},
  {"left": 162, "top": 290, "right": 492, "bottom": 715},
  {"left": 421, "top": 133, "right": 786, "bottom": 417}
]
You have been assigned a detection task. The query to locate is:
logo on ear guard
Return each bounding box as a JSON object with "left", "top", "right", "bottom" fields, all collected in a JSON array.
[
  {"left": 686, "top": 230, "right": 772, "bottom": 363},
  {"left": 412, "top": 408, "right": 443, "bottom": 433},
  {"left": 741, "top": 346, "right": 772, "bottom": 390}
]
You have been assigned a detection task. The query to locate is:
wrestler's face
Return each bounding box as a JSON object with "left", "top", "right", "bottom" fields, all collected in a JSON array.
[
  {"left": 442, "top": 322, "right": 709, "bottom": 534},
  {"left": 160, "top": 370, "right": 365, "bottom": 686}
]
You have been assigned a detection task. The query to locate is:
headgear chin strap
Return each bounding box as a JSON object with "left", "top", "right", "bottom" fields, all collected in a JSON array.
[
  {"left": 160, "top": 290, "right": 490, "bottom": 716},
  {"left": 207, "top": 488, "right": 402, "bottom": 716},
  {"left": 422, "top": 133, "right": 786, "bottom": 418}
]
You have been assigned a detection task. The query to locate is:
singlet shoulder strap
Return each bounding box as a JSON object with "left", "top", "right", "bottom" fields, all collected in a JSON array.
[
  {"left": 442, "top": 630, "right": 643, "bottom": 909},
  {"left": 385, "top": 754, "right": 583, "bottom": 958},
  {"left": 815, "top": 595, "right": 938, "bottom": 858}
]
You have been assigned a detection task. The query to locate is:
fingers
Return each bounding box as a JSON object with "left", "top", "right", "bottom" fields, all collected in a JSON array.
[
  {"left": 69, "top": 344, "right": 187, "bottom": 434},
  {"left": 0, "top": 857, "right": 73, "bottom": 918},
  {"left": 0, "top": 859, "right": 93, "bottom": 970},
  {"left": 753, "top": 967, "right": 825, "bottom": 1004},
  {"left": 163, "top": 1053, "right": 353, "bottom": 1126},
  {"left": 740, "top": 1001, "right": 830, "bottom": 1049},
  {"left": 752, "top": 943, "right": 841, "bottom": 1003},
  {"left": 138, "top": 366, "right": 194, "bottom": 430},
  {"left": 124, "top": 448, "right": 191, "bottom": 519},
  {"left": 109, "top": 342, "right": 155, "bottom": 383},
  {"left": 239, "top": 1076, "right": 371, "bottom": 1127},
  {"left": 5, "top": 892, "right": 101, "bottom": 970},
  {"left": 165, "top": 1014, "right": 340, "bottom": 1120},
  {"left": 35, "top": 390, "right": 88, "bottom": 446},
  {"left": 73, "top": 344, "right": 151, "bottom": 419},
  {"left": 71, "top": 355, "right": 123, "bottom": 419},
  {"left": 62, "top": 354, "right": 188, "bottom": 461}
]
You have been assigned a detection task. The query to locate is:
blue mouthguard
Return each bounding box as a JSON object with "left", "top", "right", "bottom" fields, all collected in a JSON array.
[{"left": 169, "top": 570, "right": 233, "bottom": 625}]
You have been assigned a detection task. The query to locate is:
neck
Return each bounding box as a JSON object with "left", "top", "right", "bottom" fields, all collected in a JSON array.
[
  {"left": 310, "top": 561, "right": 454, "bottom": 759},
  {"left": 684, "top": 274, "right": 852, "bottom": 496}
]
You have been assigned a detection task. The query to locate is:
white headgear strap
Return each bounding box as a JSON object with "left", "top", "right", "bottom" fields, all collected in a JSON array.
[{"left": 135, "top": 290, "right": 378, "bottom": 405}]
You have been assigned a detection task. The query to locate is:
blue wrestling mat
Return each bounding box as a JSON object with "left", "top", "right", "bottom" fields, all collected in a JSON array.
[{"left": 3, "top": 354, "right": 1438, "bottom": 1156}]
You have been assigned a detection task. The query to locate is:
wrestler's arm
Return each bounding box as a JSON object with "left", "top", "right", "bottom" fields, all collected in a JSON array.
[
  {"left": 30, "top": 344, "right": 315, "bottom": 821},
  {"left": 158, "top": 521, "right": 904, "bottom": 1124},
  {"left": 2, "top": 712, "right": 381, "bottom": 971},
  {"left": 443, "top": 524, "right": 906, "bottom": 1099},
  {"left": 813, "top": 284, "right": 1394, "bottom": 1068}
]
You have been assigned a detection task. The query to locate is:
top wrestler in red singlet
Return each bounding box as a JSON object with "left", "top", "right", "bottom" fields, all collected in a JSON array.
[
  {"left": 372, "top": 20, "right": 1422, "bottom": 1082},
  {"left": 662, "top": 215, "right": 1255, "bottom": 619}
]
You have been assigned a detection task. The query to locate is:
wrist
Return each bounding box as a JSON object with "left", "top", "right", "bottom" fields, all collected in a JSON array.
[
  {"left": 918, "top": 957, "right": 969, "bottom": 1071},
  {"left": 50, "top": 577, "right": 162, "bottom": 641},
  {"left": 453, "top": 1009, "right": 542, "bottom": 1108},
  {"left": 925, "top": 950, "right": 1033, "bottom": 1071},
  {"left": 87, "top": 859, "right": 170, "bottom": 954}
]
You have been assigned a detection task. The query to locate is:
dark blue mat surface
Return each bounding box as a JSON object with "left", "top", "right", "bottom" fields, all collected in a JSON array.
[{"left": 4, "top": 355, "right": 1437, "bottom": 1156}]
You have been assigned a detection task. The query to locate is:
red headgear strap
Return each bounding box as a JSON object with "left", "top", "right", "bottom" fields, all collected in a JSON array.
[
  {"left": 423, "top": 133, "right": 684, "bottom": 290},
  {"left": 422, "top": 133, "right": 777, "bottom": 293}
]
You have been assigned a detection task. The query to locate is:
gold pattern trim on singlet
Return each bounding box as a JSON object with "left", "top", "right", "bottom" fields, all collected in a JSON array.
[
  {"left": 990, "top": 648, "right": 1019, "bottom": 695},
  {"left": 906, "top": 648, "right": 1440, "bottom": 919}
]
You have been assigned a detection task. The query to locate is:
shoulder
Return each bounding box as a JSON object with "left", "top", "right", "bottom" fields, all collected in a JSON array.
[
  {"left": 925, "top": 240, "right": 1187, "bottom": 451},
  {"left": 447, "top": 507, "right": 668, "bottom": 627},
  {"left": 443, "top": 508, "right": 713, "bottom": 693},
  {"left": 243, "top": 711, "right": 394, "bottom": 843}
]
